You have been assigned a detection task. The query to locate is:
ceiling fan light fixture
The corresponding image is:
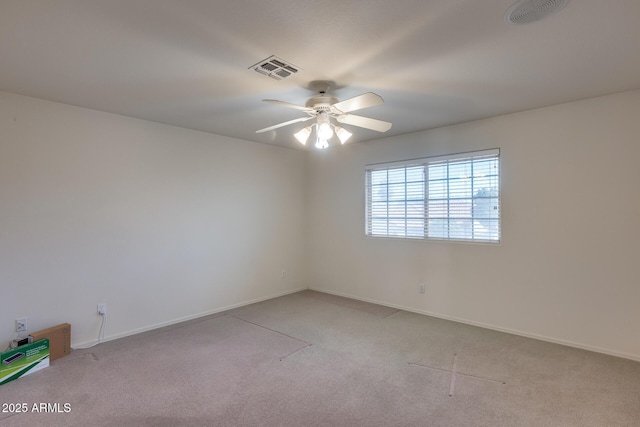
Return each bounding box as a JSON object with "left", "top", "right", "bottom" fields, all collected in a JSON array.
[
  {"left": 317, "top": 122, "right": 333, "bottom": 140},
  {"left": 335, "top": 126, "right": 352, "bottom": 144},
  {"left": 257, "top": 84, "right": 391, "bottom": 149},
  {"left": 294, "top": 126, "right": 312, "bottom": 145},
  {"left": 316, "top": 113, "right": 334, "bottom": 140}
]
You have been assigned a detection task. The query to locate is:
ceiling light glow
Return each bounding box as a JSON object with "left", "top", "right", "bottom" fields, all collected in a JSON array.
[
  {"left": 317, "top": 122, "right": 333, "bottom": 140},
  {"left": 315, "top": 138, "right": 329, "bottom": 149}
]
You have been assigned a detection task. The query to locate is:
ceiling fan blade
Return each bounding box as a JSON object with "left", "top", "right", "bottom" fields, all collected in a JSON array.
[
  {"left": 263, "top": 99, "right": 314, "bottom": 112},
  {"left": 256, "top": 116, "right": 313, "bottom": 133},
  {"left": 336, "top": 114, "right": 392, "bottom": 132},
  {"left": 331, "top": 92, "right": 384, "bottom": 113}
]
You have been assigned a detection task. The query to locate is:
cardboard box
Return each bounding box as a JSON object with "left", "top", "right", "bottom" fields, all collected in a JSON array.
[
  {"left": 30, "top": 323, "right": 71, "bottom": 361},
  {"left": 1, "top": 339, "right": 49, "bottom": 385}
]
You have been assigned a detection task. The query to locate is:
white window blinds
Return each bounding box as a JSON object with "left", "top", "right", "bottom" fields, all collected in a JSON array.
[{"left": 365, "top": 149, "right": 500, "bottom": 243}]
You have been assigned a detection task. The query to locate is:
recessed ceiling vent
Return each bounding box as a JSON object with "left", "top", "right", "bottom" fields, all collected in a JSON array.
[
  {"left": 250, "top": 55, "right": 300, "bottom": 80},
  {"left": 505, "top": 0, "right": 567, "bottom": 25}
]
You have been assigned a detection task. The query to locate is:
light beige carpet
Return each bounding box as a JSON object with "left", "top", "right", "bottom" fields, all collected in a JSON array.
[{"left": 1, "top": 290, "right": 638, "bottom": 426}]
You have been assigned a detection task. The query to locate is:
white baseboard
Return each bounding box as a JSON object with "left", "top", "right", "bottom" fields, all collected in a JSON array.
[
  {"left": 72, "top": 287, "right": 306, "bottom": 349},
  {"left": 308, "top": 287, "right": 640, "bottom": 363}
]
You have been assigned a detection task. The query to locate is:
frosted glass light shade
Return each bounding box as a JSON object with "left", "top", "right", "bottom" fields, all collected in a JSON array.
[
  {"left": 335, "top": 126, "right": 352, "bottom": 144},
  {"left": 294, "top": 127, "right": 312, "bottom": 145}
]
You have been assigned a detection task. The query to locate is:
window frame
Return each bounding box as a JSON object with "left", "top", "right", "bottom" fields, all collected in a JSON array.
[{"left": 365, "top": 148, "right": 500, "bottom": 244}]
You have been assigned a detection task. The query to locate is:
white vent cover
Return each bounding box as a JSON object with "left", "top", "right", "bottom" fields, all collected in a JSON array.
[
  {"left": 505, "top": 0, "right": 567, "bottom": 25},
  {"left": 249, "top": 55, "right": 300, "bottom": 80}
]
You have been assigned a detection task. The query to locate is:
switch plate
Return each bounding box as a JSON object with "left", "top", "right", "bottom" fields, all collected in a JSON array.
[
  {"left": 419, "top": 283, "right": 426, "bottom": 294},
  {"left": 15, "top": 318, "right": 27, "bottom": 333}
]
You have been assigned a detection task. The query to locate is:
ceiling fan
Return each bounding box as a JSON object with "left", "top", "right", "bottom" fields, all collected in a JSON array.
[{"left": 256, "top": 82, "right": 392, "bottom": 149}]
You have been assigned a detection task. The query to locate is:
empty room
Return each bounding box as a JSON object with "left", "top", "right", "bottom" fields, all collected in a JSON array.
[{"left": 1, "top": 1, "right": 639, "bottom": 426}]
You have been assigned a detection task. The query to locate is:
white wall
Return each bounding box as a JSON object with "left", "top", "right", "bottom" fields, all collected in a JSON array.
[
  {"left": 307, "top": 89, "right": 640, "bottom": 361},
  {"left": 0, "top": 91, "right": 308, "bottom": 348},
  {"left": 3, "top": 88, "right": 639, "bottom": 361}
]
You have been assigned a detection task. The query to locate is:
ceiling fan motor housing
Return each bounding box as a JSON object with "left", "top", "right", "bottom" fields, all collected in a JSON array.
[{"left": 306, "top": 95, "right": 339, "bottom": 112}]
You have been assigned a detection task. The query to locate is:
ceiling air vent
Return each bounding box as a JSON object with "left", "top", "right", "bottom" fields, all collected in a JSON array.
[
  {"left": 505, "top": 0, "right": 567, "bottom": 25},
  {"left": 250, "top": 55, "right": 300, "bottom": 80}
]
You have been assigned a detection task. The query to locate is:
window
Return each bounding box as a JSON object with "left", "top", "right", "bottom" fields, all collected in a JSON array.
[{"left": 365, "top": 149, "right": 500, "bottom": 243}]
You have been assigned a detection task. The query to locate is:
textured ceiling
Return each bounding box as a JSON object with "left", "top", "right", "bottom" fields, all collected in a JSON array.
[{"left": 1, "top": 0, "right": 639, "bottom": 149}]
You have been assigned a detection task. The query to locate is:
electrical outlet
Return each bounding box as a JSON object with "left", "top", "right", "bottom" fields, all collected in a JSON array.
[
  {"left": 419, "top": 283, "right": 426, "bottom": 294},
  {"left": 97, "top": 304, "right": 106, "bottom": 315},
  {"left": 15, "top": 318, "right": 27, "bottom": 333}
]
